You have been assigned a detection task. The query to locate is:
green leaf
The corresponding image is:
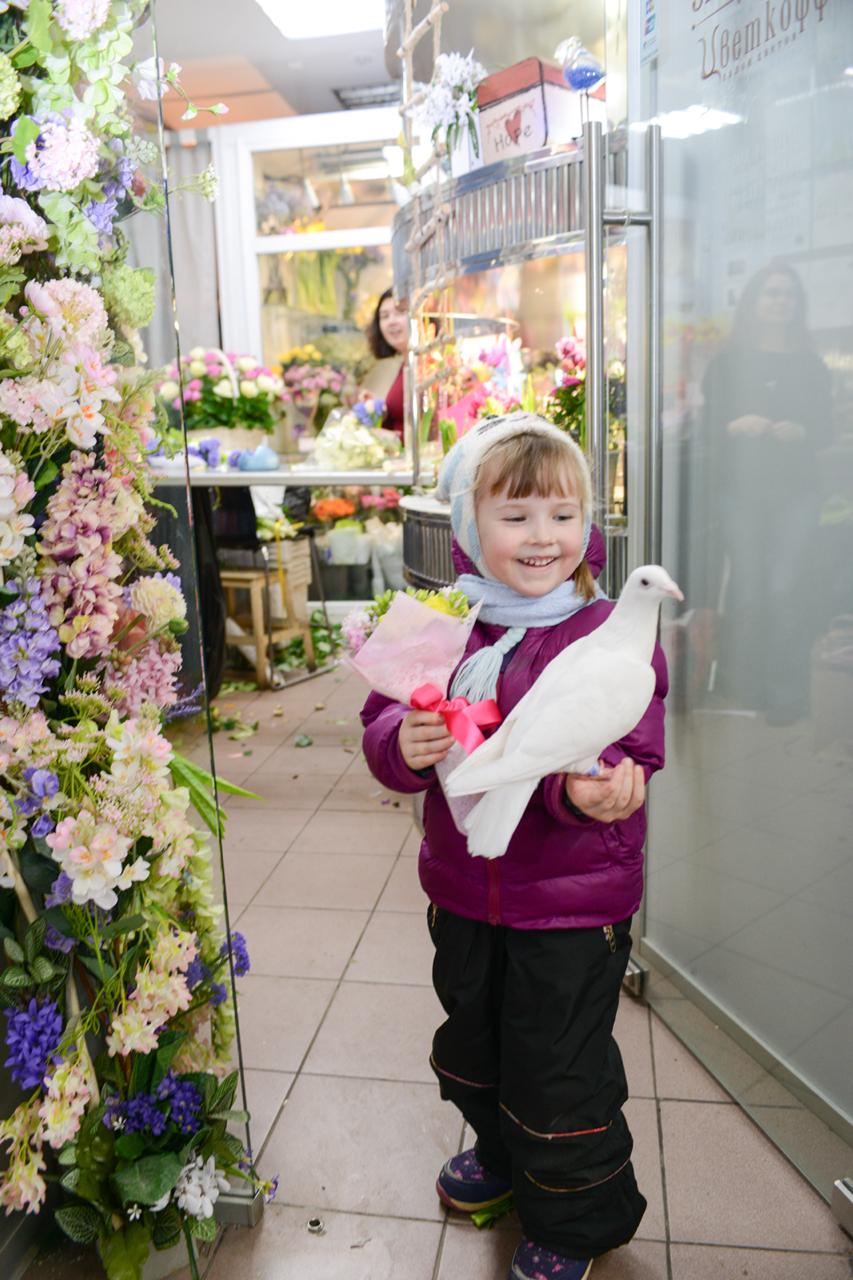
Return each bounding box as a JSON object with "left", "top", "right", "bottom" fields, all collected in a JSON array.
[
  {"left": 101, "top": 913, "right": 145, "bottom": 943},
  {"left": 76, "top": 1109, "right": 116, "bottom": 1180},
  {"left": 12, "top": 46, "right": 40, "bottom": 68},
  {"left": 25, "top": 919, "right": 46, "bottom": 963},
  {"left": 212, "top": 1108, "right": 250, "bottom": 1125},
  {"left": 79, "top": 953, "right": 117, "bottom": 983},
  {"left": 97, "top": 1223, "right": 151, "bottom": 1280},
  {"left": 11, "top": 116, "right": 40, "bottom": 166},
  {"left": 3, "top": 937, "right": 24, "bottom": 965},
  {"left": 294, "top": 734, "right": 313, "bottom": 748},
  {"left": 19, "top": 848, "right": 58, "bottom": 895},
  {"left": 57, "top": 1142, "right": 78, "bottom": 1167},
  {"left": 114, "top": 1132, "right": 146, "bottom": 1162},
  {"left": 25, "top": 0, "right": 53, "bottom": 52},
  {"left": 189, "top": 1215, "right": 218, "bottom": 1242},
  {"left": 209, "top": 1070, "right": 238, "bottom": 1117},
  {"left": 59, "top": 1167, "right": 81, "bottom": 1193},
  {"left": 112, "top": 1152, "right": 183, "bottom": 1206},
  {"left": 34, "top": 459, "right": 59, "bottom": 490},
  {"left": 1, "top": 965, "right": 31, "bottom": 988},
  {"left": 30, "top": 955, "right": 56, "bottom": 984},
  {"left": 151, "top": 1030, "right": 187, "bottom": 1090},
  {"left": 151, "top": 1204, "right": 182, "bottom": 1251},
  {"left": 55, "top": 1204, "right": 102, "bottom": 1245},
  {"left": 129, "top": 1049, "right": 155, "bottom": 1100},
  {"left": 212, "top": 1132, "right": 244, "bottom": 1165}
]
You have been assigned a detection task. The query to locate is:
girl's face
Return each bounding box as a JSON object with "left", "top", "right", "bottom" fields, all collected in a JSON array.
[
  {"left": 378, "top": 297, "right": 409, "bottom": 354},
  {"left": 476, "top": 475, "right": 585, "bottom": 597}
]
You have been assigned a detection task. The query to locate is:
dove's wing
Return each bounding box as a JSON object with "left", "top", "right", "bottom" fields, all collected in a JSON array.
[{"left": 447, "top": 647, "right": 655, "bottom": 794}]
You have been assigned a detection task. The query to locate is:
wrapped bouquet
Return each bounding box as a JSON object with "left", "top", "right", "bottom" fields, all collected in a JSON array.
[
  {"left": 310, "top": 408, "right": 401, "bottom": 471},
  {"left": 344, "top": 589, "right": 499, "bottom": 830}
]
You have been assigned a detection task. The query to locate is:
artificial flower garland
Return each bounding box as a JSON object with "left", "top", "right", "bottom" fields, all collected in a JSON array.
[{"left": 0, "top": 4, "right": 269, "bottom": 1279}]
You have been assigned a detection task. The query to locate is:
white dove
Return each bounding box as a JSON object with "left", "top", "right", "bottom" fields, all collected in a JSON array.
[{"left": 444, "top": 565, "right": 683, "bottom": 858}]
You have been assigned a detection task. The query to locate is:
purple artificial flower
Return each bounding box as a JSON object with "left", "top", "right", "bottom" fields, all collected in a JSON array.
[
  {"left": 9, "top": 156, "right": 40, "bottom": 193},
  {"left": 163, "top": 683, "right": 205, "bottom": 724},
  {"left": 227, "top": 449, "right": 244, "bottom": 469},
  {"left": 45, "top": 873, "right": 73, "bottom": 908},
  {"left": 84, "top": 190, "right": 119, "bottom": 238},
  {"left": 0, "top": 579, "right": 61, "bottom": 709},
  {"left": 44, "top": 924, "right": 75, "bottom": 954},
  {"left": 14, "top": 792, "right": 41, "bottom": 818},
  {"left": 25, "top": 768, "right": 59, "bottom": 799},
  {"left": 157, "top": 1072, "right": 202, "bottom": 1134},
  {"left": 123, "top": 1092, "right": 167, "bottom": 1137},
  {"left": 4, "top": 999, "right": 63, "bottom": 1090},
  {"left": 220, "top": 931, "right": 250, "bottom": 977},
  {"left": 210, "top": 982, "right": 227, "bottom": 1007},
  {"left": 185, "top": 956, "right": 208, "bottom": 991},
  {"left": 265, "top": 1174, "right": 280, "bottom": 1203},
  {"left": 31, "top": 813, "right": 56, "bottom": 839}
]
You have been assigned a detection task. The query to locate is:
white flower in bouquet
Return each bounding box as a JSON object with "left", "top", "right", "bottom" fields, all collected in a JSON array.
[
  {"left": 188, "top": 359, "right": 206, "bottom": 377},
  {"left": 416, "top": 49, "right": 486, "bottom": 156},
  {"left": 174, "top": 1155, "right": 230, "bottom": 1220},
  {"left": 236, "top": 356, "right": 257, "bottom": 372},
  {"left": 212, "top": 378, "right": 235, "bottom": 399},
  {"left": 256, "top": 373, "right": 282, "bottom": 394},
  {"left": 189, "top": 346, "right": 207, "bottom": 360},
  {"left": 158, "top": 379, "right": 180, "bottom": 401},
  {"left": 239, "top": 379, "right": 259, "bottom": 399},
  {"left": 436, "top": 50, "right": 486, "bottom": 96}
]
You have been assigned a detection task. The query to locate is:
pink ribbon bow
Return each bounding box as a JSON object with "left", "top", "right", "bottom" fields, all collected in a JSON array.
[{"left": 410, "top": 683, "right": 502, "bottom": 754}]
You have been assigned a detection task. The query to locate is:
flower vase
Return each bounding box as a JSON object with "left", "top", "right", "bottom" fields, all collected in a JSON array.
[
  {"left": 449, "top": 115, "right": 484, "bottom": 178},
  {"left": 140, "top": 1241, "right": 193, "bottom": 1280}
]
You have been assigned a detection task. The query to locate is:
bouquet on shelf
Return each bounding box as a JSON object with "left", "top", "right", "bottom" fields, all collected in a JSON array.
[
  {"left": 343, "top": 589, "right": 500, "bottom": 831},
  {"left": 309, "top": 408, "right": 401, "bottom": 472},
  {"left": 280, "top": 359, "right": 350, "bottom": 431},
  {"left": 548, "top": 334, "right": 587, "bottom": 443},
  {"left": 415, "top": 49, "right": 487, "bottom": 158},
  {"left": 155, "top": 348, "right": 289, "bottom": 435}
]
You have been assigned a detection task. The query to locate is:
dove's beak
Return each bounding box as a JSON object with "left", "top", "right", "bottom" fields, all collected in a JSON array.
[{"left": 666, "top": 582, "right": 684, "bottom": 602}]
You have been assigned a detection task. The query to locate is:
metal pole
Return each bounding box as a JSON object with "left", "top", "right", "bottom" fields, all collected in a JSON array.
[
  {"left": 582, "top": 122, "right": 607, "bottom": 582},
  {"left": 407, "top": 312, "right": 421, "bottom": 491},
  {"left": 645, "top": 123, "right": 663, "bottom": 565}
]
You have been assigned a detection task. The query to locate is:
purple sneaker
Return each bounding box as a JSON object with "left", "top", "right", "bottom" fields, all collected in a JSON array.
[
  {"left": 436, "top": 1146, "right": 512, "bottom": 1213},
  {"left": 509, "top": 1239, "right": 593, "bottom": 1280}
]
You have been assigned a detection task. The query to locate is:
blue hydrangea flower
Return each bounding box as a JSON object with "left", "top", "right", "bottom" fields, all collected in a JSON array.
[{"left": 4, "top": 999, "right": 63, "bottom": 1090}]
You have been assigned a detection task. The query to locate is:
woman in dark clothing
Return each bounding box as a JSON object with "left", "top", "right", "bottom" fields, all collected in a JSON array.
[
  {"left": 694, "top": 263, "right": 833, "bottom": 722},
  {"left": 363, "top": 287, "right": 408, "bottom": 440}
]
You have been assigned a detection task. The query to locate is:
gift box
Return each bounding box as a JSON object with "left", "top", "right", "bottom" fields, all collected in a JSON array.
[{"left": 476, "top": 57, "right": 606, "bottom": 166}]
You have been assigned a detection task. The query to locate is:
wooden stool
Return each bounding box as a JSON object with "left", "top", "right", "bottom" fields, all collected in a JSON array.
[{"left": 220, "top": 566, "right": 315, "bottom": 688}]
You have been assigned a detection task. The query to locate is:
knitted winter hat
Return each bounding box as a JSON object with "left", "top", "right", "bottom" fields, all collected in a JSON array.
[{"left": 435, "top": 412, "right": 593, "bottom": 580}]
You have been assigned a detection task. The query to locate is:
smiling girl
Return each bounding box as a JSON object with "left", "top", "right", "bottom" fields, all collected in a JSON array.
[{"left": 360, "top": 414, "right": 669, "bottom": 1280}]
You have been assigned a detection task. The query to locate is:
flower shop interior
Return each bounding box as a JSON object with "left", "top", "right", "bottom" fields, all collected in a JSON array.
[{"left": 1, "top": 1, "right": 852, "bottom": 1279}]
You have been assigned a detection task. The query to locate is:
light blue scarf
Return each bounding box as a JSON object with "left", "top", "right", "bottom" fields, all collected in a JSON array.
[{"left": 450, "top": 574, "right": 604, "bottom": 703}]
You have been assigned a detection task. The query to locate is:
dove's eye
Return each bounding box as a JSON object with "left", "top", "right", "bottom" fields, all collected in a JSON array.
[{"left": 641, "top": 577, "right": 650, "bottom": 587}]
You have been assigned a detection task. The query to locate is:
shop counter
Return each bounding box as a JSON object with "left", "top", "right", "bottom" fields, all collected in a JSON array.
[{"left": 149, "top": 465, "right": 427, "bottom": 489}]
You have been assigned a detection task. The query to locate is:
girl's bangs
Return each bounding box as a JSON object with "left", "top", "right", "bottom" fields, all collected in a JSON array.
[{"left": 480, "top": 434, "right": 582, "bottom": 503}]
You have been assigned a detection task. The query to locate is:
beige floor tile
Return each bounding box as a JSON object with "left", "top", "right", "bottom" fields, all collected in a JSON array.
[
  {"left": 262, "top": 851, "right": 393, "bottom": 910},
  {"left": 225, "top": 774, "right": 335, "bottom": 811},
  {"left": 594, "top": 1239, "right": 670, "bottom": 1278},
  {"left": 321, "top": 774, "right": 408, "bottom": 812},
  {"left": 615, "top": 997, "right": 655, "bottom": 1100},
  {"left": 251, "top": 744, "right": 355, "bottom": 776},
  {"left": 345, "top": 912, "right": 435, "bottom": 986},
  {"left": 670, "top": 1243, "right": 852, "bottom": 1278},
  {"left": 436, "top": 1222, "right": 518, "bottom": 1278},
  {"left": 304, "top": 982, "right": 443, "bottom": 1083},
  {"left": 651, "top": 1016, "right": 729, "bottom": 1103},
  {"left": 206, "top": 1207, "right": 442, "bottom": 1280},
  {"left": 376, "top": 855, "right": 428, "bottom": 913},
  {"left": 221, "top": 845, "right": 288, "bottom": 909},
  {"left": 238, "top": 904, "right": 369, "bottom": 979},
  {"left": 222, "top": 808, "right": 310, "bottom": 853},
  {"left": 242, "top": 1069, "right": 293, "bottom": 1153},
  {"left": 259, "top": 1074, "right": 461, "bottom": 1219},
  {"left": 236, "top": 974, "right": 336, "bottom": 1071},
  {"left": 402, "top": 824, "right": 424, "bottom": 856},
  {"left": 625, "top": 1097, "right": 666, "bottom": 1242},
  {"left": 295, "top": 810, "right": 412, "bottom": 855},
  {"left": 661, "top": 1100, "right": 848, "bottom": 1251}
]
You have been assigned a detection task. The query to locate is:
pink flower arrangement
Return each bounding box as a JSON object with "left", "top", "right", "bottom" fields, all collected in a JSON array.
[
  {"left": 55, "top": 0, "right": 110, "bottom": 40},
  {"left": 0, "top": 196, "right": 49, "bottom": 267},
  {"left": 15, "top": 113, "right": 101, "bottom": 194},
  {"left": 102, "top": 641, "right": 181, "bottom": 716},
  {"left": 106, "top": 928, "right": 198, "bottom": 1057},
  {"left": 45, "top": 809, "right": 148, "bottom": 910},
  {"left": 0, "top": 448, "right": 35, "bottom": 567},
  {"left": 23, "top": 278, "right": 110, "bottom": 346}
]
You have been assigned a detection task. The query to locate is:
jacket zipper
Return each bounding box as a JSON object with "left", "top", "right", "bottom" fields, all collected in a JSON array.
[{"left": 487, "top": 859, "right": 501, "bottom": 926}]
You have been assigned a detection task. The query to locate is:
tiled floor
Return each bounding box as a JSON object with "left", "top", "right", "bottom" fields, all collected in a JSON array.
[{"left": 192, "top": 667, "right": 850, "bottom": 1280}]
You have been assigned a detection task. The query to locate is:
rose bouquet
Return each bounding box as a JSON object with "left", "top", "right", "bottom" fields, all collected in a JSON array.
[
  {"left": 343, "top": 589, "right": 499, "bottom": 831},
  {"left": 155, "top": 349, "right": 289, "bottom": 435}
]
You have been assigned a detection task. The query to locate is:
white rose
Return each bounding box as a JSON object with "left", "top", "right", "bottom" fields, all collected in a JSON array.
[
  {"left": 239, "top": 380, "right": 259, "bottom": 399},
  {"left": 213, "top": 380, "right": 235, "bottom": 399},
  {"left": 158, "top": 379, "right": 180, "bottom": 400},
  {"left": 255, "top": 374, "right": 275, "bottom": 393},
  {"left": 189, "top": 346, "right": 207, "bottom": 360},
  {"left": 189, "top": 360, "right": 206, "bottom": 377},
  {"left": 236, "top": 356, "right": 257, "bottom": 372}
]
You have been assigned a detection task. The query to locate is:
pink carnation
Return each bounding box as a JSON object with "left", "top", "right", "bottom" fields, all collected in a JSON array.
[{"left": 0, "top": 196, "right": 49, "bottom": 267}]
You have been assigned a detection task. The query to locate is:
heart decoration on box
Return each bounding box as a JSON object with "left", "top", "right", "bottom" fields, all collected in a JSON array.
[{"left": 505, "top": 108, "right": 522, "bottom": 143}]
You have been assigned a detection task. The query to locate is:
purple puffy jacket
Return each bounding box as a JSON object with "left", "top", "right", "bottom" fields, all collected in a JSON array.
[{"left": 360, "top": 529, "right": 668, "bottom": 929}]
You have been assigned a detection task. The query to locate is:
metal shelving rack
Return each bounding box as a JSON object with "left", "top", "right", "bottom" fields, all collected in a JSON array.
[{"left": 396, "top": 121, "right": 662, "bottom": 599}]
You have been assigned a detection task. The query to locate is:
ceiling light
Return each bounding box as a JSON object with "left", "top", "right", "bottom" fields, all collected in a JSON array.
[
  {"left": 254, "top": 0, "right": 385, "bottom": 40},
  {"left": 334, "top": 83, "right": 402, "bottom": 110}
]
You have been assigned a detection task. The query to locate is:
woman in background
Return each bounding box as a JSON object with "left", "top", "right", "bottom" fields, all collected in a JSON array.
[{"left": 361, "top": 287, "right": 408, "bottom": 440}]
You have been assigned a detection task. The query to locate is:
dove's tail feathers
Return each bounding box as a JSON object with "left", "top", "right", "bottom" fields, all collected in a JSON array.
[
  {"left": 447, "top": 752, "right": 535, "bottom": 796},
  {"left": 463, "top": 779, "right": 536, "bottom": 859}
]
